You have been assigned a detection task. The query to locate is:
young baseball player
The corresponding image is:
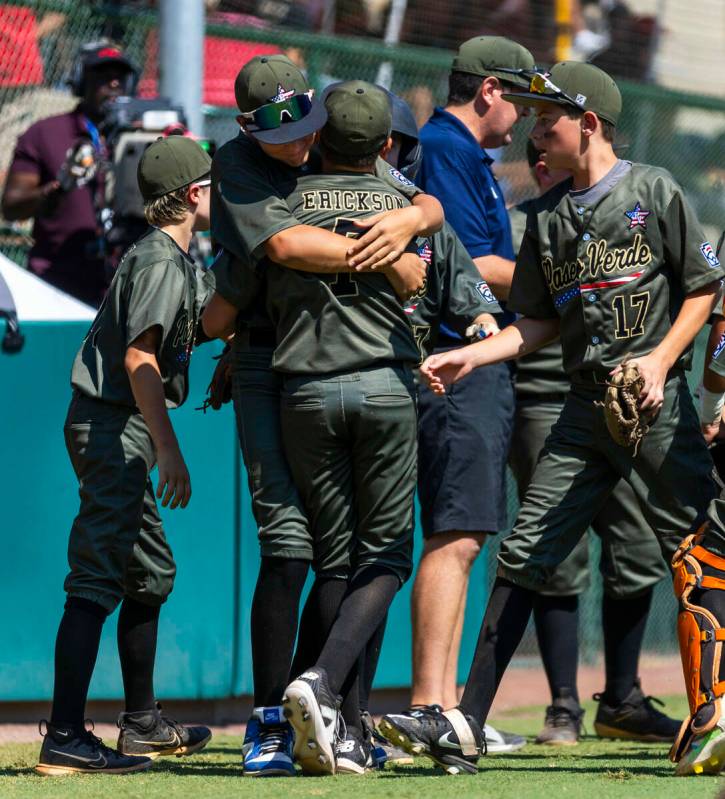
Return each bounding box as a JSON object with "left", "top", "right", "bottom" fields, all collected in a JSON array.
[
  {"left": 381, "top": 61, "right": 725, "bottom": 777},
  {"left": 203, "top": 55, "right": 442, "bottom": 777},
  {"left": 36, "top": 136, "right": 214, "bottom": 776},
  {"left": 509, "top": 142, "right": 675, "bottom": 746}
]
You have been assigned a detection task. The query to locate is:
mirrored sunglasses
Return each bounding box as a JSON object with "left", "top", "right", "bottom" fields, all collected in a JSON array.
[{"left": 240, "top": 90, "right": 314, "bottom": 130}]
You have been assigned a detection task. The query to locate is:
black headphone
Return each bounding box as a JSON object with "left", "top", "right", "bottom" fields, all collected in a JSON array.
[{"left": 67, "top": 40, "right": 139, "bottom": 98}]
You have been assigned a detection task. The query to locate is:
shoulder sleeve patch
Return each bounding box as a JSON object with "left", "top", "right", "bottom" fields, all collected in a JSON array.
[
  {"left": 476, "top": 280, "right": 495, "bottom": 304},
  {"left": 701, "top": 242, "right": 721, "bottom": 269},
  {"left": 389, "top": 167, "right": 414, "bottom": 186}
]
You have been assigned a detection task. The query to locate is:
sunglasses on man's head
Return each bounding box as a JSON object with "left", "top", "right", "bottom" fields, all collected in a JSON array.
[
  {"left": 240, "top": 90, "right": 314, "bottom": 130},
  {"left": 529, "top": 72, "right": 586, "bottom": 111}
]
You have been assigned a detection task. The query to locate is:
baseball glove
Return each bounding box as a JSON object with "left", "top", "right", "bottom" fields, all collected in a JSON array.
[
  {"left": 599, "top": 359, "right": 652, "bottom": 453},
  {"left": 197, "top": 346, "right": 232, "bottom": 413}
]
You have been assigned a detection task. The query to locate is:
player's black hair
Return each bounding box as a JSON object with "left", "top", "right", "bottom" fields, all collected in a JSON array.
[
  {"left": 447, "top": 71, "right": 484, "bottom": 106},
  {"left": 319, "top": 142, "right": 380, "bottom": 169}
]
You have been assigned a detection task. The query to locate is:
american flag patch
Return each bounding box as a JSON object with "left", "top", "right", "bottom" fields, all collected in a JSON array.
[
  {"left": 417, "top": 241, "right": 432, "bottom": 263},
  {"left": 579, "top": 271, "right": 643, "bottom": 291}
]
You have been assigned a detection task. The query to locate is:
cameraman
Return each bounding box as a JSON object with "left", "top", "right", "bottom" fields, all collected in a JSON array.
[{"left": 1, "top": 42, "right": 138, "bottom": 307}]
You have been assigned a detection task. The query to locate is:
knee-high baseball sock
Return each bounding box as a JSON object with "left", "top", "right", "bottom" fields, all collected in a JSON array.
[
  {"left": 251, "top": 557, "right": 309, "bottom": 707},
  {"left": 601, "top": 589, "right": 652, "bottom": 706},
  {"left": 339, "top": 658, "right": 364, "bottom": 736},
  {"left": 117, "top": 598, "right": 160, "bottom": 713},
  {"left": 290, "top": 574, "right": 348, "bottom": 679},
  {"left": 458, "top": 578, "right": 534, "bottom": 721},
  {"left": 316, "top": 567, "right": 399, "bottom": 697},
  {"left": 359, "top": 615, "right": 388, "bottom": 713},
  {"left": 533, "top": 594, "right": 580, "bottom": 704},
  {"left": 50, "top": 597, "right": 108, "bottom": 730}
]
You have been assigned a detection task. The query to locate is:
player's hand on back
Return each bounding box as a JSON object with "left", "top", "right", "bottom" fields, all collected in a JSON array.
[
  {"left": 420, "top": 349, "right": 475, "bottom": 395},
  {"left": 156, "top": 444, "right": 192, "bottom": 510},
  {"left": 383, "top": 253, "right": 426, "bottom": 300},
  {"left": 347, "top": 206, "right": 424, "bottom": 271}
]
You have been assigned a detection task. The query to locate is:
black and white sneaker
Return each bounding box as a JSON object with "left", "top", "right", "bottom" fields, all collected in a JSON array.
[
  {"left": 283, "top": 668, "right": 339, "bottom": 775},
  {"left": 36, "top": 720, "right": 152, "bottom": 776},
  {"left": 377, "top": 704, "right": 443, "bottom": 755},
  {"left": 361, "top": 710, "right": 413, "bottom": 767},
  {"left": 335, "top": 726, "right": 372, "bottom": 775},
  {"left": 380, "top": 707, "right": 484, "bottom": 775},
  {"left": 117, "top": 703, "right": 212, "bottom": 758}
]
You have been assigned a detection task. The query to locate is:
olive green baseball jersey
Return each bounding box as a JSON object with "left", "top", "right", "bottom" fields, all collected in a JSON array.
[
  {"left": 508, "top": 164, "right": 725, "bottom": 374},
  {"left": 71, "top": 227, "right": 213, "bottom": 409},
  {"left": 404, "top": 221, "right": 502, "bottom": 360},
  {"left": 264, "top": 172, "right": 420, "bottom": 373},
  {"left": 509, "top": 200, "right": 569, "bottom": 397},
  {"left": 710, "top": 327, "right": 725, "bottom": 377}
]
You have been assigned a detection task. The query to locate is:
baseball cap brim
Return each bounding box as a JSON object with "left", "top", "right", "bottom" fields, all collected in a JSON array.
[
  {"left": 502, "top": 91, "right": 578, "bottom": 112},
  {"left": 246, "top": 96, "right": 327, "bottom": 144}
]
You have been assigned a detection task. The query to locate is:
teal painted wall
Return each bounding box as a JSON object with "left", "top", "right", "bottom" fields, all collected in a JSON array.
[{"left": 0, "top": 322, "right": 490, "bottom": 701}]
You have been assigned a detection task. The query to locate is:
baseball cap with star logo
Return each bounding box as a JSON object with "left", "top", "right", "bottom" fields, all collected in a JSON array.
[{"left": 234, "top": 55, "right": 327, "bottom": 144}]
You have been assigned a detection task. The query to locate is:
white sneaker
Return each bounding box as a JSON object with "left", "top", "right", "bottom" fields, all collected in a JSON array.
[{"left": 483, "top": 723, "right": 526, "bottom": 753}]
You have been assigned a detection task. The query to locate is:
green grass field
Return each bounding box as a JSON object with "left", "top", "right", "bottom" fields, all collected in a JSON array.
[{"left": 1, "top": 695, "right": 723, "bottom": 799}]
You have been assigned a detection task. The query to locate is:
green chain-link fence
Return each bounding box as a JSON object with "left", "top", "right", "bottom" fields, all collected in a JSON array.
[{"left": 2, "top": 1, "right": 723, "bottom": 664}]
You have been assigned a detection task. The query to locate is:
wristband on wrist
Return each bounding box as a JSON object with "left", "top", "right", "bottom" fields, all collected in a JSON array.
[{"left": 699, "top": 386, "right": 725, "bottom": 425}]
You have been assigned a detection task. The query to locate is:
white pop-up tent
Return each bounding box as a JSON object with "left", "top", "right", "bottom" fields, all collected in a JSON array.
[{"left": 0, "top": 251, "right": 96, "bottom": 322}]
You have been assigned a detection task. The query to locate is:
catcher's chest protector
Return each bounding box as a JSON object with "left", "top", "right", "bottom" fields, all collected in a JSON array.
[{"left": 670, "top": 527, "right": 725, "bottom": 763}]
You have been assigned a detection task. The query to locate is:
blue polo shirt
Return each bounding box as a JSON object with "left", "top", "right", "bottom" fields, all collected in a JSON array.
[{"left": 418, "top": 107, "right": 515, "bottom": 335}]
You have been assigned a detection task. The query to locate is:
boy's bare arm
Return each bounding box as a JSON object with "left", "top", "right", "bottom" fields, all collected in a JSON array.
[
  {"left": 421, "top": 316, "right": 560, "bottom": 394},
  {"left": 124, "top": 327, "right": 191, "bottom": 509},
  {"left": 202, "top": 292, "right": 238, "bottom": 340}
]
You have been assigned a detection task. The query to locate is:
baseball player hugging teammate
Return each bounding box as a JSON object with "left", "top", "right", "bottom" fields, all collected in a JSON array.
[
  {"left": 383, "top": 61, "right": 725, "bottom": 778},
  {"left": 202, "top": 56, "right": 444, "bottom": 777}
]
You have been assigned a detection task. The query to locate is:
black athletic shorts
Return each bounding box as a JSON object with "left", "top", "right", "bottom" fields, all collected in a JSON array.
[{"left": 417, "top": 341, "right": 515, "bottom": 537}]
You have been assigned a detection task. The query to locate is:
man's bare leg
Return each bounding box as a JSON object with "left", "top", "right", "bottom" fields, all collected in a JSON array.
[
  {"left": 442, "top": 591, "right": 467, "bottom": 708},
  {"left": 410, "top": 531, "right": 485, "bottom": 707}
]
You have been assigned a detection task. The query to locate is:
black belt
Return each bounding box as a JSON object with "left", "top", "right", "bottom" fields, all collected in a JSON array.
[
  {"left": 237, "top": 328, "right": 276, "bottom": 348},
  {"left": 571, "top": 369, "right": 611, "bottom": 386},
  {"left": 517, "top": 391, "right": 569, "bottom": 404}
]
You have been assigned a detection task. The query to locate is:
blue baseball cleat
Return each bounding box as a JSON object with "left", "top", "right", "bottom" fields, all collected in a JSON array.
[{"left": 243, "top": 706, "right": 296, "bottom": 777}]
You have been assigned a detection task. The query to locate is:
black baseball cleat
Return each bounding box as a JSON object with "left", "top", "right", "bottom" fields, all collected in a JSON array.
[
  {"left": 593, "top": 680, "right": 681, "bottom": 742},
  {"left": 335, "top": 725, "right": 374, "bottom": 775},
  {"left": 535, "top": 693, "right": 585, "bottom": 746},
  {"left": 361, "top": 710, "right": 414, "bottom": 767},
  {"left": 377, "top": 704, "right": 444, "bottom": 755},
  {"left": 283, "top": 667, "right": 340, "bottom": 775},
  {"left": 117, "top": 703, "right": 212, "bottom": 758},
  {"left": 36, "top": 720, "right": 152, "bottom": 776},
  {"left": 379, "top": 706, "right": 484, "bottom": 774}
]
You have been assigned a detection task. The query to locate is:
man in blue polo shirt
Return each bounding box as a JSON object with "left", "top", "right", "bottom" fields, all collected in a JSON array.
[{"left": 402, "top": 36, "right": 535, "bottom": 751}]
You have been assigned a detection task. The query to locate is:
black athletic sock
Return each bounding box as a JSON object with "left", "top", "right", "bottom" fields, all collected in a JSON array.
[
  {"left": 316, "top": 567, "right": 399, "bottom": 696},
  {"left": 601, "top": 589, "right": 652, "bottom": 706},
  {"left": 533, "top": 594, "right": 580, "bottom": 704},
  {"left": 339, "top": 657, "right": 364, "bottom": 736},
  {"left": 117, "top": 598, "right": 161, "bottom": 713},
  {"left": 359, "top": 614, "right": 387, "bottom": 713},
  {"left": 458, "top": 578, "right": 534, "bottom": 721},
  {"left": 290, "top": 574, "right": 348, "bottom": 679},
  {"left": 251, "top": 557, "right": 309, "bottom": 707},
  {"left": 50, "top": 597, "right": 108, "bottom": 730}
]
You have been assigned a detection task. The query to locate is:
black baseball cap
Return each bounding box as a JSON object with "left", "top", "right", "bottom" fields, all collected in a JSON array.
[
  {"left": 234, "top": 55, "right": 327, "bottom": 144},
  {"left": 320, "top": 81, "right": 392, "bottom": 157},
  {"left": 138, "top": 136, "right": 212, "bottom": 200},
  {"left": 504, "top": 62, "right": 622, "bottom": 126},
  {"left": 452, "top": 36, "right": 536, "bottom": 89},
  {"left": 82, "top": 42, "right": 136, "bottom": 76}
]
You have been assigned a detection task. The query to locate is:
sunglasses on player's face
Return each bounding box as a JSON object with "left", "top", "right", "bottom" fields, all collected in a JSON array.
[
  {"left": 239, "top": 90, "right": 314, "bottom": 130},
  {"left": 529, "top": 72, "right": 586, "bottom": 111}
]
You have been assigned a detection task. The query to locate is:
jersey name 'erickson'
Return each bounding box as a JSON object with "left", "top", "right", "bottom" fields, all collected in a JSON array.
[{"left": 301, "top": 188, "right": 406, "bottom": 213}]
